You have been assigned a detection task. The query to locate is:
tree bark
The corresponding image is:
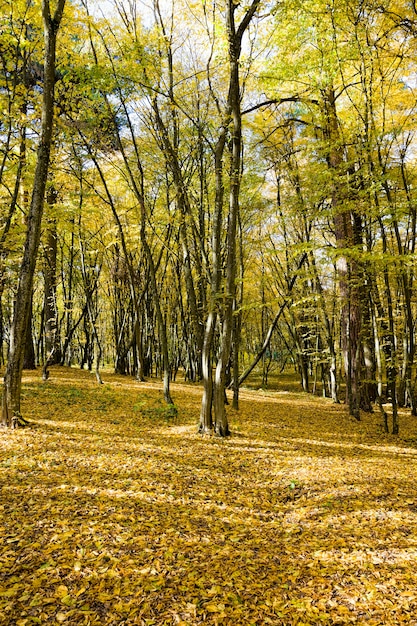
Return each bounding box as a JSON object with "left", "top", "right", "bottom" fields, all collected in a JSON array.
[
  {"left": 43, "top": 202, "right": 61, "bottom": 365},
  {"left": 323, "top": 85, "right": 362, "bottom": 419},
  {"left": 200, "top": 0, "right": 261, "bottom": 436},
  {"left": 199, "top": 126, "right": 227, "bottom": 433},
  {"left": 152, "top": 97, "right": 205, "bottom": 380},
  {"left": 23, "top": 294, "right": 36, "bottom": 370},
  {"left": 2, "top": 0, "right": 66, "bottom": 427}
]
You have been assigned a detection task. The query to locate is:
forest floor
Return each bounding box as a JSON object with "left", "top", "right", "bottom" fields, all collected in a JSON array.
[{"left": 2, "top": 367, "right": 417, "bottom": 625}]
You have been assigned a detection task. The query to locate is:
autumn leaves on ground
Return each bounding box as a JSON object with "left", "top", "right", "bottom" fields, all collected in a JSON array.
[{"left": 2, "top": 368, "right": 417, "bottom": 625}]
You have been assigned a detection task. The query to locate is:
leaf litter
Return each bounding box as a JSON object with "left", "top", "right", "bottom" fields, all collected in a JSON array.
[{"left": 1, "top": 367, "right": 417, "bottom": 624}]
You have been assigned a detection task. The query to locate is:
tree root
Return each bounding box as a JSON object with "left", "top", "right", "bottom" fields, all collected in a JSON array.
[{"left": 11, "top": 412, "right": 29, "bottom": 428}]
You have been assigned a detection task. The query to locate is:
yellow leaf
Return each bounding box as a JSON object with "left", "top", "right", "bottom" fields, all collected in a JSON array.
[
  {"left": 55, "top": 586, "right": 68, "bottom": 598},
  {"left": 97, "top": 592, "right": 113, "bottom": 602}
]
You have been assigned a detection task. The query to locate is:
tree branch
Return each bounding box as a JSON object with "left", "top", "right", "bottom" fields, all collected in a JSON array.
[
  {"left": 242, "top": 96, "right": 319, "bottom": 115},
  {"left": 237, "top": 0, "right": 262, "bottom": 41}
]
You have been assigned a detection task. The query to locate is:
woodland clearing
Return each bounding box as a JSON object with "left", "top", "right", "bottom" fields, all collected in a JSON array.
[{"left": 1, "top": 367, "right": 417, "bottom": 625}]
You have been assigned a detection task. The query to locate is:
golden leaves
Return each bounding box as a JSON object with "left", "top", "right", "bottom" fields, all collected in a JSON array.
[{"left": 2, "top": 367, "right": 417, "bottom": 624}]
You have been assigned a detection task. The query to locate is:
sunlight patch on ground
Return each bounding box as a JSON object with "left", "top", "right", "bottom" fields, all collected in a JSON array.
[
  {"left": 161, "top": 424, "right": 198, "bottom": 435},
  {"left": 314, "top": 547, "right": 417, "bottom": 566},
  {"left": 3, "top": 368, "right": 417, "bottom": 625},
  {"left": 275, "top": 435, "right": 417, "bottom": 456}
]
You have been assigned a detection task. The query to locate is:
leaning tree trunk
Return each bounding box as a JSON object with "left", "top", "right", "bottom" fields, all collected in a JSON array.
[
  {"left": 152, "top": 101, "right": 205, "bottom": 380},
  {"left": 2, "top": 0, "right": 66, "bottom": 428}
]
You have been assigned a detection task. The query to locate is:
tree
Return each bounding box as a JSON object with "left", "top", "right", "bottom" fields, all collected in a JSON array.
[
  {"left": 2, "top": 0, "right": 66, "bottom": 427},
  {"left": 42, "top": 186, "right": 62, "bottom": 366},
  {"left": 199, "top": 0, "right": 262, "bottom": 435}
]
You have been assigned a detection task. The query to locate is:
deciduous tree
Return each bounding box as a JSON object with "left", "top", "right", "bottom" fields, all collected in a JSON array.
[{"left": 2, "top": 0, "right": 66, "bottom": 427}]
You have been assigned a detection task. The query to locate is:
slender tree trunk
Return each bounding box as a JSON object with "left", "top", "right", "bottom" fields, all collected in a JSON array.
[
  {"left": 138, "top": 195, "right": 174, "bottom": 405},
  {"left": 232, "top": 223, "right": 244, "bottom": 409},
  {"left": 23, "top": 294, "right": 36, "bottom": 370},
  {"left": 379, "top": 173, "right": 415, "bottom": 416},
  {"left": 60, "top": 217, "right": 76, "bottom": 365},
  {"left": 309, "top": 252, "right": 339, "bottom": 402},
  {"left": 378, "top": 216, "right": 399, "bottom": 434},
  {"left": 43, "top": 201, "right": 61, "bottom": 365},
  {"left": 2, "top": 0, "right": 66, "bottom": 427},
  {"left": 209, "top": 0, "right": 261, "bottom": 435},
  {"left": 79, "top": 233, "right": 103, "bottom": 385},
  {"left": 199, "top": 128, "right": 227, "bottom": 434},
  {"left": 152, "top": 102, "right": 205, "bottom": 377}
]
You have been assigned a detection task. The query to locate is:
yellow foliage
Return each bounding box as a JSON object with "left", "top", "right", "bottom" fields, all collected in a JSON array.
[{"left": 1, "top": 367, "right": 417, "bottom": 624}]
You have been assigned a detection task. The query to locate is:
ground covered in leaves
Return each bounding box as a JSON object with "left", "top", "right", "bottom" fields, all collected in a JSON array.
[{"left": 2, "top": 367, "right": 417, "bottom": 625}]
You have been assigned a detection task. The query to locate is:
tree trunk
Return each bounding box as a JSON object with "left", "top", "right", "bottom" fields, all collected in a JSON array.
[
  {"left": 60, "top": 217, "right": 77, "bottom": 366},
  {"left": 199, "top": 125, "right": 227, "bottom": 434},
  {"left": 138, "top": 192, "right": 174, "bottom": 405},
  {"left": 378, "top": 216, "right": 399, "bottom": 434},
  {"left": 202, "top": 0, "right": 261, "bottom": 436},
  {"left": 43, "top": 206, "right": 61, "bottom": 365},
  {"left": 23, "top": 294, "right": 36, "bottom": 370},
  {"left": 323, "top": 85, "right": 362, "bottom": 419},
  {"left": 2, "top": 0, "right": 66, "bottom": 428},
  {"left": 152, "top": 101, "right": 205, "bottom": 378}
]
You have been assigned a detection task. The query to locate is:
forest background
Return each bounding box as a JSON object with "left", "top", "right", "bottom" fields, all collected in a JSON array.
[
  {"left": 1, "top": 0, "right": 417, "bottom": 435},
  {"left": 4, "top": 2, "right": 417, "bottom": 624}
]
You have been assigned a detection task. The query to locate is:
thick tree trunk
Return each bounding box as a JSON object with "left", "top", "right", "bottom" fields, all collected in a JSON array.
[
  {"left": 324, "top": 85, "right": 362, "bottom": 419},
  {"left": 2, "top": 0, "right": 66, "bottom": 427},
  {"left": 211, "top": 1, "right": 243, "bottom": 436}
]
